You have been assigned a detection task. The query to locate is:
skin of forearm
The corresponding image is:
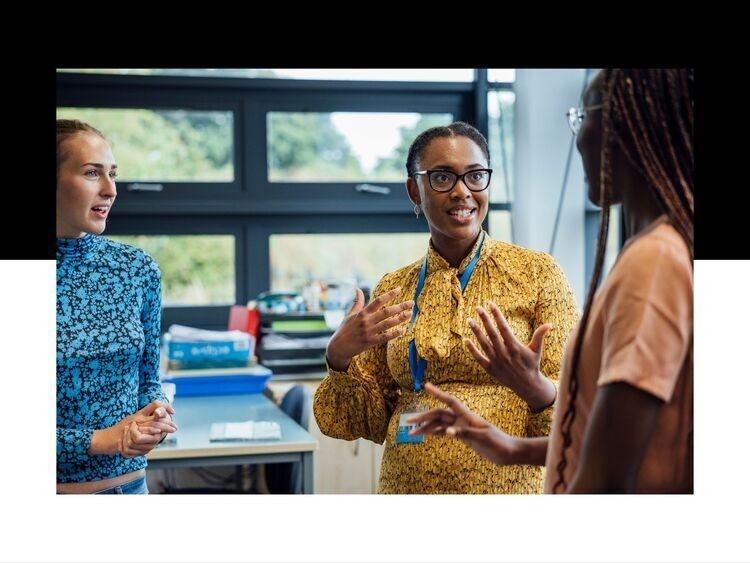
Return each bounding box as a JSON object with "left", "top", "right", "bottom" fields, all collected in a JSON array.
[
  {"left": 564, "top": 382, "right": 662, "bottom": 494},
  {"left": 509, "top": 435, "right": 549, "bottom": 466},
  {"left": 521, "top": 373, "right": 557, "bottom": 413},
  {"left": 326, "top": 351, "right": 352, "bottom": 372},
  {"left": 88, "top": 426, "right": 119, "bottom": 456}
]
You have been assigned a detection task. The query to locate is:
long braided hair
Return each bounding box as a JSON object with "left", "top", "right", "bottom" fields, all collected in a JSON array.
[{"left": 553, "top": 69, "right": 694, "bottom": 493}]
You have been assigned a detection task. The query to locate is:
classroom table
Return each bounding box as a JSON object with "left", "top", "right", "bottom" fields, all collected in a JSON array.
[{"left": 146, "top": 393, "right": 318, "bottom": 493}]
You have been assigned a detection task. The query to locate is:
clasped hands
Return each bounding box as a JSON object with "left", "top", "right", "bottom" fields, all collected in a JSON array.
[
  {"left": 119, "top": 401, "right": 177, "bottom": 458},
  {"left": 92, "top": 401, "right": 178, "bottom": 458}
]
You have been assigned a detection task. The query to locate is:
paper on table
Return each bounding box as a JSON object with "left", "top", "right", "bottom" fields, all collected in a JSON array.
[{"left": 209, "top": 421, "right": 282, "bottom": 441}]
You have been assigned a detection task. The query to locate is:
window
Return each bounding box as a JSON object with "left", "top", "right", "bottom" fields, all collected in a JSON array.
[
  {"left": 585, "top": 204, "right": 623, "bottom": 288},
  {"left": 485, "top": 72, "right": 515, "bottom": 244},
  {"left": 267, "top": 112, "right": 453, "bottom": 183},
  {"left": 487, "top": 91, "right": 515, "bottom": 203},
  {"left": 604, "top": 206, "right": 622, "bottom": 275},
  {"left": 58, "top": 69, "right": 508, "bottom": 329},
  {"left": 488, "top": 211, "right": 513, "bottom": 243},
  {"left": 108, "top": 235, "right": 236, "bottom": 306},
  {"left": 270, "top": 232, "right": 431, "bottom": 293},
  {"left": 56, "top": 107, "right": 234, "bottom": 182},
  {"left": 488, "top": 69, "right": 516, "bottom": 83}
]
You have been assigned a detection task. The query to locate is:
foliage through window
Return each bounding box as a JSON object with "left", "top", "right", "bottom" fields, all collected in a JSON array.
[
  {"left": 108, "top": 235, "right": 235, "bottom": 306},
  {"left": 267, "top": 112, "right": 453, "bottom": 182},
  {"left": 270, "top": 233, "right": 431, "bottom": 294},
  {"left": 56, "top": 108, "right": 234, "bottom": 182}
]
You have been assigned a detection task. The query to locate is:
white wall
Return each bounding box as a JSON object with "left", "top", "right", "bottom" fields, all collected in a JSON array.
[{"left": 513, "top": 68, "right": 588, "bottom": 307}]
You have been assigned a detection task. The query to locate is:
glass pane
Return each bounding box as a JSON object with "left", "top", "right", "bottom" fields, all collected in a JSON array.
[
  {"left": 488, "top": 69, "right": 516, "bottom": 82},
  {"left": 604, "top": 205, "right": 621, "bottom": 276},
  {"left": 58, "top": 68, "right": 475, "bottom": 82},
  {"left": 56, "top": 107, "right": 234, "bottom": 182},
  {"left": 488, "top": 211, "right": 513, "bottom": 243},
  {"left": 269, "top": 233, "right": 431, "bottom": 297},
  {"left": 267, "top": 112, "right": 453, "bottom": 182},
  {"left": 487, "top": 91, "right": 515, "bottom": 203},
  {"left": 108, "top": 235, "right": 235, "bottom": 306}
]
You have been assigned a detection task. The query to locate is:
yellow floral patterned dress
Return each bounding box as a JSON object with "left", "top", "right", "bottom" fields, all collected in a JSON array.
[{"left": 313, "top": 232, "right": 579, "bottom": 493}]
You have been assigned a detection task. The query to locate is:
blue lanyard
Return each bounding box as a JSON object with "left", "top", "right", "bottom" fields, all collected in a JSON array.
[{"left": 408, "top": 232, "right": 485, "bottom": 393}]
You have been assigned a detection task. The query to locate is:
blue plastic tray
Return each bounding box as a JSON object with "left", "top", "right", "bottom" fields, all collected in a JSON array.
[{"left": 162, "top": 373, "right": 272, "bottom": 397}]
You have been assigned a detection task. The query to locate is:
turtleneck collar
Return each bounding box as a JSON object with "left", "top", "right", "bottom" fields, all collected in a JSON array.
[
  {"left": 426, "top": 230, "right": 488, "bottom": 275},
  {"left": 56, "top": 233, "right": 100, "bottom": 260}
]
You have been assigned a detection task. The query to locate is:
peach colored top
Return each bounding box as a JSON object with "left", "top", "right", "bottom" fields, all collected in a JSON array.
[{"left": 544, "top": 217, "right": 693, "bottom": 493}]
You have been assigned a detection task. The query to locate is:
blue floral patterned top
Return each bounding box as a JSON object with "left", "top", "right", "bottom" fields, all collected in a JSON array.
[{"left": 56, "top": 234, "right": 167, "bottom": 483}]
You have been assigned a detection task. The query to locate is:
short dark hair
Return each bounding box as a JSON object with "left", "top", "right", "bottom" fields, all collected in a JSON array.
[{"left": 405, "top": 121, "right": 490, "bottom": 177}]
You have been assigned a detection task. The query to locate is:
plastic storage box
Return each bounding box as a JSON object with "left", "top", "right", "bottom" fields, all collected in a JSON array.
[{"left": 161, "top": 366, "right": 273, "bottom": 397}]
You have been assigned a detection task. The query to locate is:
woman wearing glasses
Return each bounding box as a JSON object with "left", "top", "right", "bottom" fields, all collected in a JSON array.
[
  {"left": 313, "top": 121, "right": 579, "bottom": 493},
  {"left": 409, "top": 69, "right": 694, "bottom": 493}
]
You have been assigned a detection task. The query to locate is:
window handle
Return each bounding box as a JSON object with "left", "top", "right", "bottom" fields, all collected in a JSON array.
[
  {"left": 355, "top": 183, "right": 390, "bottom": 196},
  {"left": 127, "top": 183, "right": 164, "bottom": 193}
]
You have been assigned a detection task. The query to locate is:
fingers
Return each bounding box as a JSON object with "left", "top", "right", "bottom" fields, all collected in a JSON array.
[
  {"left": 528, "top": 323, "right": 553, "bottom": 355},
  {"left": 406, "top": 408, "right": 456, "bottom": 426},
  {"left": 140, "top": 400, "right": 175, "bottom": 417},
  {"left": 488, "top": 302, "right": 518, "bottom": 353},
  {"left": 409, "top": 420, "right": 446, "bottom": 436},
  {"left": 468, "top": 315, "right": 498, "bottom": 361},
  {"left": 370, "top": 298, "right": 414, "bottom": 326},
  {"left": 133, "top": 412, "right": 175, "bottom": 427},
  {"left": 138, "top": 420, "right": 178, "bottom": 434},
  {"left": 363, "top": 287, "right": 402, "bottom": 314},
  {"left": 374, "top": 325, "right": 408, "bottom": 345},
  {"left": 477, "top": 305, "right": 508, "bottom": 358},
  {"left": 463, "top": 339, "right": 492, "bottom": 371},
  {"left": 423, "top": 382, "right": 473, "bottom": 418},
  {"left": 121, "top": 422, "right": 161, "bottom": 457},
  {"left": 348, "top": 287, "right": 365, "bottom": 315},
  {"left": 445, "top": 425, "right": 486, "bottom": 440},
  {"left": 120, "top": 426, "right": 144, "bottom": 458},
  {"left": 372, "top": 306, "right": 412, "bottom": 333},
  {"left": 129, "top": 421, "right": 161, "bottom": 445}
]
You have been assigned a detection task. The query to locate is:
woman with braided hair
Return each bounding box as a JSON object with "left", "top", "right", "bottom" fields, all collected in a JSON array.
[{"left": 409, "top": 68, "right": 694, "bottom": 493}]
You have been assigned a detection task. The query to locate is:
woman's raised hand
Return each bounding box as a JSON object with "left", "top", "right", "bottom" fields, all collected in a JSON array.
[
  {"left": 325, "top": 287, "right": 414, "bottom": 371},
  {"left": 407, "top": 382, "right": 519, "bottom": 466},
  {"left": 465, "top": 302, "right": 556, "bottom": 412}
]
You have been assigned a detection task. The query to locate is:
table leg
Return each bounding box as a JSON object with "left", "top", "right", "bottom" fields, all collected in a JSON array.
[{"left": 301, "top": 451, "right": 314, "bottom": 494}]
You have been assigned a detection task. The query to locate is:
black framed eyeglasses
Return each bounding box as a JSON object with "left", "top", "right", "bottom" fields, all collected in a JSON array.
[
  {"left": 566, "top": 104, "right": 603, "bottom": 136},
  {"left": 413, "top": 168, "right": 493, "bottom": 193}
]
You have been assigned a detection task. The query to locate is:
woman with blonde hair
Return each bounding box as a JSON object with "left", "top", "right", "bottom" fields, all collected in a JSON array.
[{"left": 56, "top": 119, "right": 177, "bottom": 494}]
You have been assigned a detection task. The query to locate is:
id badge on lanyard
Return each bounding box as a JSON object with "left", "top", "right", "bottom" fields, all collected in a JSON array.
[
  {"left": 395, "top": 232, "right": 485, "bottom": 446},
  {"left": 395, "top": 341, "right": 429, "bottom": 444}
]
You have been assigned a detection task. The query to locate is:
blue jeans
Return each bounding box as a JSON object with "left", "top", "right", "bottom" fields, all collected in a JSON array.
[{"left": 95, "top": 476, "right": 148, "bottom": 495}]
